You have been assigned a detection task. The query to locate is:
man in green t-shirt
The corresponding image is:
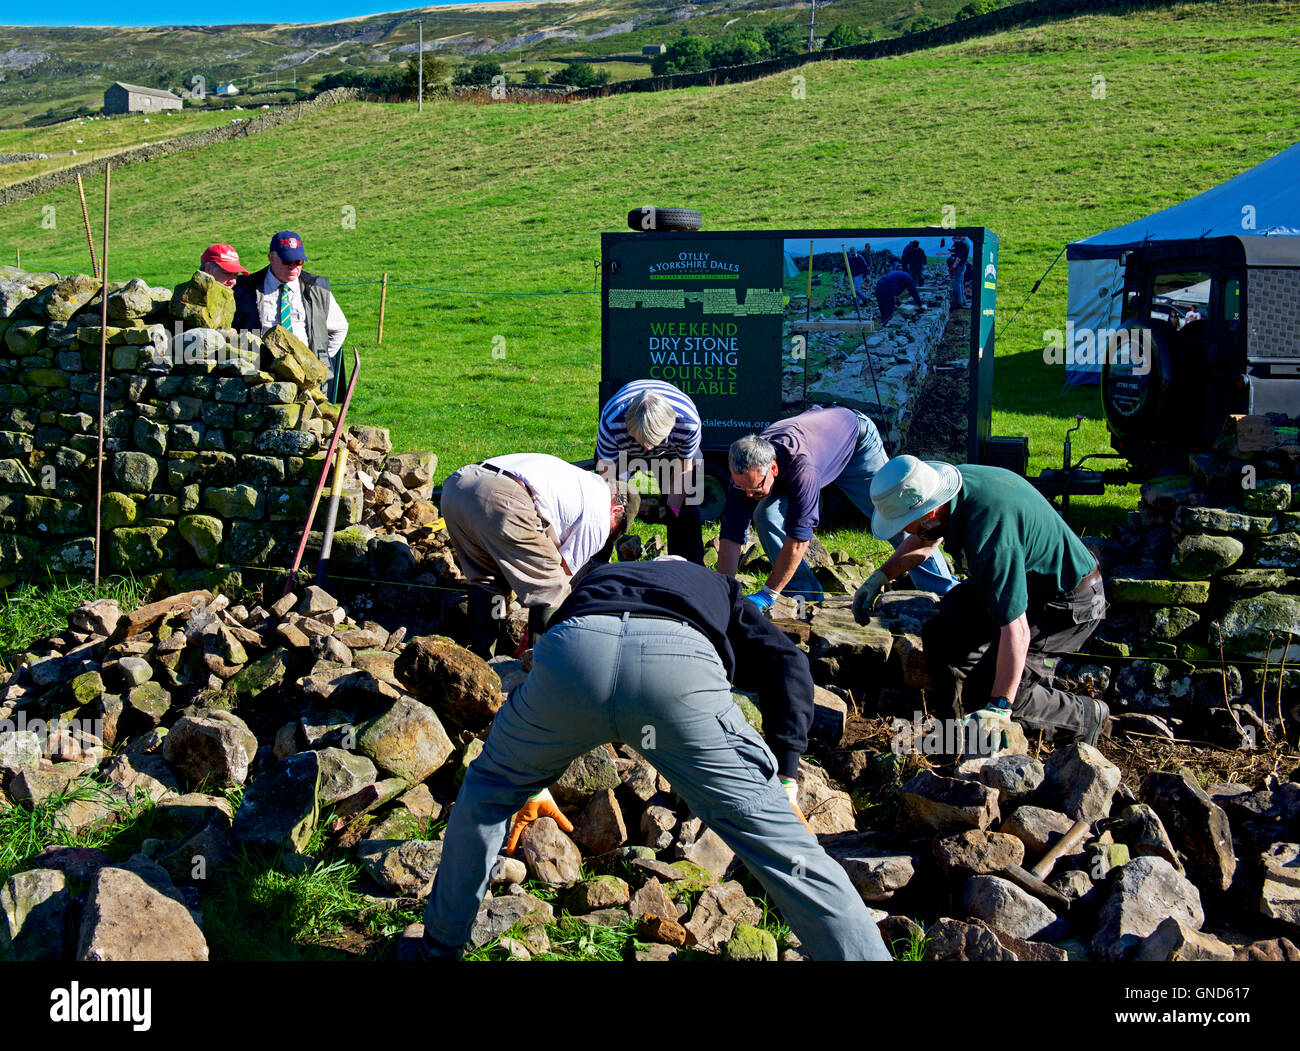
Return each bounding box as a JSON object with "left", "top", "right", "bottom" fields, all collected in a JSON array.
[{"left": 852, "top": 455, "right": 1110, "bottom": 745}]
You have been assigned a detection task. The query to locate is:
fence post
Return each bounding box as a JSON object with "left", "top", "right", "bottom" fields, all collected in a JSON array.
[{"left": 377, "top": 272, "right": 389, "bottom": 345}]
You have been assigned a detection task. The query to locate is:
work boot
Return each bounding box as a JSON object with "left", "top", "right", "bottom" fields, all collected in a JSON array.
[{"left": 1082, "top": 698, "right": 1112, "bottom": 748}]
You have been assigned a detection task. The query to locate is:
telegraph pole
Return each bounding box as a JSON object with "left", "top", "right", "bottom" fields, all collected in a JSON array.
[
  {"left": 418, "top": 21, "right": 423, "bottom": 112},
  {"left": 808, "top": 1, "right": 816, "bottom": 51}
]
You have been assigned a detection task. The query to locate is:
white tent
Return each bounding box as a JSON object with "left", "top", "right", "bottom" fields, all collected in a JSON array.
[{"left": 1064, "top": 140, "right": 1300, "bottom": 383}]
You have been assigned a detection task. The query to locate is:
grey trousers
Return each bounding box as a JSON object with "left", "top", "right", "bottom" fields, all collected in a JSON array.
[{"left": 421, "top": 613, "right": 891, "bottom": 961}]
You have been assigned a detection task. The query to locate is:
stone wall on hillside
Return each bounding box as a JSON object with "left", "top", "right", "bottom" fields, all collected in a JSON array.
[
  {"left": 0, "top": 263, "right": 347, "bottom": 588},
  {"left": 0, "top": 88, "right": 359, "bottom": 209}
]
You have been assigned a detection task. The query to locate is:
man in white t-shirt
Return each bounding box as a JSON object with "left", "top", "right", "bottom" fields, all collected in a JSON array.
[{"left": 442, "top": 453, "right": 640, "bottom": 657}]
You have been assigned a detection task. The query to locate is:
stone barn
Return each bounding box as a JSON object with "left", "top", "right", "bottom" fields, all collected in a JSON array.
[{"left": 103, "top": 82, "right": 183, "bottom": 116}]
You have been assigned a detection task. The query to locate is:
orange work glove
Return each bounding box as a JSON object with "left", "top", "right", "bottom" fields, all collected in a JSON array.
[{"left": 505, "top": 788, "right": 574, "bottom": 854}]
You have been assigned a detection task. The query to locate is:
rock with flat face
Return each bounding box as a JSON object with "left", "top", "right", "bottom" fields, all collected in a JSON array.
[
  {"left": 1044, "top": 743, "right": 1120, "bottom": 822},
  {"left": 0, "top": 868, "right": 68, "bottom": 961},
  {"left": 393, "top": 635, "right": 505, "bottom": 731},
  {"left": 162, "top": 711, "right": 258, "bottom": 788},
  {"left": 1092, "top": 857, "right": 1204, "bottom": 961},
  {"left": 900, "top": 769, "right": 1000, "bottom": 835},
  {"left": 356, "top": 839, "right": 443, "bottom": 897},
  {"left": 356, "top": 696, "right": 454, "bottom": 783},
  {"left": 571, "top": 789, "right": 627, "bottom": 855},
  {"left": 1259, "top": 841, "right": 1300, "bottom": 930},
  {"left": 75, "top": 867, "right": 208, "bottom": 961},
  {"left": 1140, "top": 770, "right": 1236, "bottom": 891},
  {"left": 520, "top": 817, "right": 583, "bottom": 885},
  {"left": 962, "top": 875, "right": 1066, "bottom": 941},
  {"left": 923, "top": 917, "right": 1016, "bottom": 962}
]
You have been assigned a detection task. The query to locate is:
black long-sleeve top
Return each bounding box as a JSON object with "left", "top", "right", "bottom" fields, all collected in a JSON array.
[{"left": 551, "top": 560, "right": 813, "bottom": 778}]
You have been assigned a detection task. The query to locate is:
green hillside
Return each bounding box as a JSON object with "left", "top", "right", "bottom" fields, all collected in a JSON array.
[
  {"left": 0, "top": 0, "right": 974, "bottom": 127},
  {"left": 2, "top": 0, "right": 1298, "bottom": 541}
]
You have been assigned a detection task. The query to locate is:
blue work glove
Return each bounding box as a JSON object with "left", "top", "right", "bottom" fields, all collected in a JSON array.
[{"left": 745, "top": 586, "right": 778, "bottom": 613}]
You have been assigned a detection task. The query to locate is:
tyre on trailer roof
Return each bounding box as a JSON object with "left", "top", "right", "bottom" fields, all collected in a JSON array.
[{"left": 627, "top": 207, "right": 703, "bottom": 232}]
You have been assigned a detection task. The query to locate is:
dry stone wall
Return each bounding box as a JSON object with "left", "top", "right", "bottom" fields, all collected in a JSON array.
[{"left": 0, "top": 263, "right": 348, "bottom": 589}]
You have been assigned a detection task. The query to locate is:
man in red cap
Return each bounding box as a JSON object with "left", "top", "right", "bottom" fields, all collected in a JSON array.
[
  {"left": 233, "top": 230, "right": 349, "bottom": 399},
  {"left": 199, "top": 244, "right": 248, "bottom": 289}
]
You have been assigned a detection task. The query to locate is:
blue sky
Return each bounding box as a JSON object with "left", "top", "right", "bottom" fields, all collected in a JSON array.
[{"left": 3, "top": 1, "right": 526, "bottom": 28}]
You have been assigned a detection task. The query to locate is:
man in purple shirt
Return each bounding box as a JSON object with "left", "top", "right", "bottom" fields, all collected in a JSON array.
[{"left": 716, "top": 406, "right": 956, "bottom": 608}]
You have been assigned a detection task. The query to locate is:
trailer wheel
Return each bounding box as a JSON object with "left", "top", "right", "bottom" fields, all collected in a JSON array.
[{"left": 627, "top": 207, "right": 703, "bottom": 232}]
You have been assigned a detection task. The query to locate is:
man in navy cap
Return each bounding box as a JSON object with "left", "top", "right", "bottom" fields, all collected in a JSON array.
[{"left": 234, "top": 230, "right": 349, "bottom": 399}]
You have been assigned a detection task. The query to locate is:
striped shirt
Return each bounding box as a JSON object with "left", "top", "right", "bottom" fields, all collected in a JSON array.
[{"left": 596, "top": 379, "right": 702, "bottom": 469}]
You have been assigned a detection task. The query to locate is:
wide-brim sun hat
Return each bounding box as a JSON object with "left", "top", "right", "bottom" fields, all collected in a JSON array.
[{"left": 869, "top": 455, "right": 963, "bottom": 540}]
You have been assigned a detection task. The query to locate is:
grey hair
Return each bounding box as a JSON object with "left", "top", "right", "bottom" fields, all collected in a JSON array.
[
  {"left": 728, "top": 434, "right": 776, "bottom": 475},
  {"left": 625, "top": 392, "right": 677, "bottom": 449}
]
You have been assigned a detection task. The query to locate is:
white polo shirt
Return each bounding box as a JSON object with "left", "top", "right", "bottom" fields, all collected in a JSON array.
[{"left": 484, "top": 453, "right": 613, "bottom": 573}]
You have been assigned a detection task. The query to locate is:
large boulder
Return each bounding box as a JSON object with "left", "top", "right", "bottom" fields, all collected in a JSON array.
[
  {"left": 355, "top": 696, "right": 454, "bottom": 783},
  {"left": 1140, "top": 770, "right": 1236, "bottom": 892},
  {"left": 170, "top": 269, "right": 234, "bottom": 329},
  {"left": 899, "top": 769, "right": 1000, "bottom": 835},
  {"left": 0, "top": 868, "right": 69, "bottom": 961},
  {"left": 75, "top": 867, "right": 208, "bottom": 961},
  {"left": 393, "top": 635, "right": 506, "bottom": 731},
  {"left": 162, "top": 711, "right": 258, "bottom": 788},
  {"left": 232, "top": 751, "right": 320, "bottom": 852},
  {"left": 1092, "top": 857, "right": 1204, "bottom": 961},
  {"left": 1043, "top": 743, "right": 1120, "bottom": 822}
]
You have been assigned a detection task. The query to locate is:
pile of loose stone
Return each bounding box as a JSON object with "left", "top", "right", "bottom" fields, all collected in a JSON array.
[
  {"left": 1, "top": 576, "right": 1297, "bottom": 962},
  {"left": 1062, "top": 412, "right": 1300, "bottom": 750}
]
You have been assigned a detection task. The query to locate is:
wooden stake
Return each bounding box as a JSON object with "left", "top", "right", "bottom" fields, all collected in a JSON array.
[
  {"left": 75, "top": 174, "right": 99, "bottom": 278},
  {"left": 94, "top": 163, "right": 111, "bottom": 589},
  {"left": 377, "top": 272, "right": 389, "bottom": 344}
]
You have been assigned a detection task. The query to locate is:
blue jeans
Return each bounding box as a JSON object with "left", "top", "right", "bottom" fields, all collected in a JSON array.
[
  {"left": 421, "top": 614, "right": 892, "bottom": 961},
  {"left": 951, "top": 261, "right": 969, "bottom": 307},
  {"left": 752, "top": 411, "right": 957, "bottom": 599}
]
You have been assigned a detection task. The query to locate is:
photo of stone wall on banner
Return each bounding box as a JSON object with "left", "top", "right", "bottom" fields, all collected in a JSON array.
[{"left": 781, "top": 234, "right": 975, "bottom": 463}]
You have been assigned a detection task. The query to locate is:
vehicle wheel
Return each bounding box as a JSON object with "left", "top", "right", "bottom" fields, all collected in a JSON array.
[
  {"left": 627, "top": 206, "right": 703, "bottom": 232},
  {"left": 697, "top": 462, "right": 730, "bottom": 522}
]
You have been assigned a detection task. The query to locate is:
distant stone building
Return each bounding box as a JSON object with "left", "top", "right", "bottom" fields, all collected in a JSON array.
[
  {"left": 642, "top": 44, "right": 666, "bottom": 56},
  {"left": 103, "top": 82, "right": 183, "bottom": 116}
]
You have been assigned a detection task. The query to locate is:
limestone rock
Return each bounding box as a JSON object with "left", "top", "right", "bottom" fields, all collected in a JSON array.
[
  {"left": 722, "top": 923, "right": 777, "bottom": 961},
  {"left": 520, "top": 816, "right": 582, "bottom": 884},
  {"left": 1259, "top": 841, "right": 1300, "bottom": 929},
  {"left": 683, "top": 880, "right": 763, "bottom": 952},
  {"left": 162, "top": 711, "right": 258, "bottom": 788},
  {"left": 900, "top": 769, "right": 1000, "bottom": 835},
  {"left": 0, "top": 868, "right": 68, "bottom": 961},
  {"left": 552, "top": 745, "right": 620, "bottom": 806},
  {"left": 1140, "top": 770, "right": 1236, "bottom": 891},
  {"left": 675, "top": 818, "right": 735, "bottom": 879},
  {"left": 469, "top": 893, "right": 553, "bottom": 949},
  {"left": 630, "top": 878, "right": 676, "bottom": 922},
  {"left": 1093, "top": 856, "right": 1204, "bottom": 961},
  {"left": 316, "top": 747, "right": 379, "bottom": 807},
  {"left": 171, "top": 270, "right": 235, "bottom": 329},
  {"left": 1170, "top": 533, "right": 1244, "bottom": 579},
  {"left": 356, "top": 696, "right": 454, "bottom": 783},
  {"left": 976, "top": 754, "right": 1044, "bottom": 805},
  {"left": 232, "top": 751, "right": 320, "bottom": 852},
  {"left": 565, "top": 876, "right": 630, "bottom": 913},
  {"left": 962, "top": 874, "right": 1065, "bottom": 940},
  {"left": 923, "top": 917, "right": 1016, "bottom": 961},
  {"left": 823, "top": 832, "right": 917, "bottom": 902},
  {"left": 934, "top": 829, "right": 1026, "bottom": 877},
  {"left": 571, "top": 789, "right": 627, "bottom": 855},
  {"left": 356, "top": 839, "right": 443, "bottom": 897},
  {"left": 75, "top": 866, "right": 208, "bottom": 961},
  {"left": 393, "top": 635, "right": 505, "bottom": 731},
  {"left": 1044, "top": 743, "right": 1120, "bottom": 822},
  {"left": 796, "top": 760, "right": 857, "bottom": 834},
  {"left": 1134, "top": 917, "right": 1234, "bottom": 961},
  {"left": 1001, "top": 806, "right": 1076, "bottom": 854}
]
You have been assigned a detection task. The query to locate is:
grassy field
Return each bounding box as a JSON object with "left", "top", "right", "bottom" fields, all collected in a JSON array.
[
  {"left": 0, "top": 108, "right": 248, "bottom": 187},
  {"left": 1, "top": 0, "right": 1298, "bottom": 550}
]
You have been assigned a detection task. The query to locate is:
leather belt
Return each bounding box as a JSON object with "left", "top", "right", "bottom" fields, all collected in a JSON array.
[
  {"left": 1075, "top": 567, "right": 1102, "bottom": 590},
  {"left": 477, "top": 461, "right": 530, "bottom": 494}
]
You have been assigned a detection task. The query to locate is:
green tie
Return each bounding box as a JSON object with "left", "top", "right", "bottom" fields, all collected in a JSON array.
[{"left": 278, "top": 283, "right": 291, "bottom": 329}]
